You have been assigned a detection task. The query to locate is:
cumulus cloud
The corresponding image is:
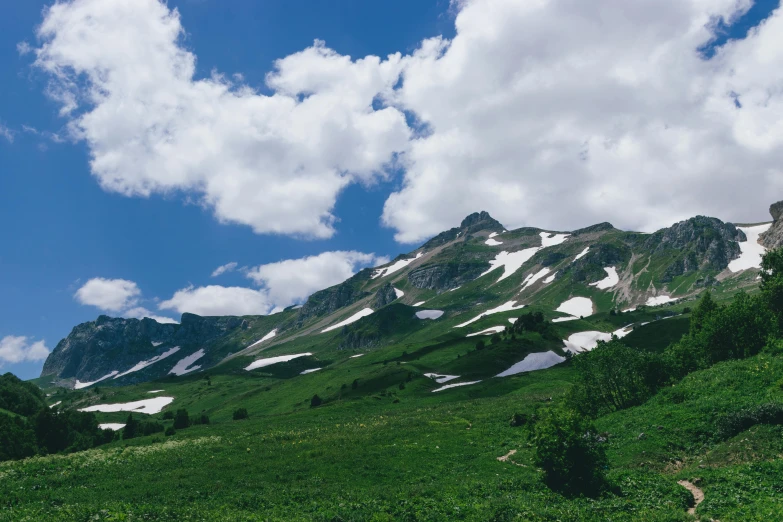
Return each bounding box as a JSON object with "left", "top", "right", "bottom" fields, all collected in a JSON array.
[
  {"left": 0, "top": 336, "right": 50, "bottom": 366},
  {"left": 75, "top": 277, "right": 178, "bottom": 323},
  {"left": 161, "top": 250, "right": 386, "bottom": 316},
  {"left": 30, "top": 0, "right": 409, "bottom": 238},
  {"left": 211, "top": 262, "right": 238, "bottom": 278},
  {"left": 74, "top": 278, "right": 140, "bottom": 312},
  {"left": 30, "top": 0, "right": 783, "bottom": 244},
  {"left": 158, "top": 285, "right": 270, "bottom": 317},
  {"left": 245, "top": 250, "right": 388, "bottom": 307},
  {"left": 382, "top": 0, "right": 783, "bottom": 241}
]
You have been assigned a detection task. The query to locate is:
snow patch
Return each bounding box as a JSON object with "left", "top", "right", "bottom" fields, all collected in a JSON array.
[
  {"left": 321, "top": 308, "right": 374, "bottom": 333},
  {"left": 540, "top": 232, "right": 570, "bottom": 247},
  {"left": 466, "top": 326, "right": 506, "bottom": 337},
  {"left": 646, "top": 295, "right": 677, "bottom": 306},
  {"left": 480, "top": 248, "right": 540, "bottom": 282},
  {"left": 80, "top": 397, "right": 174, "bottom": 415},
  {"left": 424, "top": 373, "right": 460, "bottom": 384},
  {"left": 169, "top": 349, "right": 205, "bottom": 376},
  {"left": 372, "top": 252, "right": 424, "bottom": 278},
  {"left": 485, "top": 237, "right": 503, "bottom": 246},
  {"left": 555, "top": 297, "right": 594, "bottom": 319},
  {"left": 589, "top": 267, "right": 619, "bottom": 290},
  {"left": 728, "top": 224, "right": 772, "bottom": 272},
  {"left": 147, "top": 390, "right": 164, "bottom": 394},
  {"left": 574, "top": 246, "right": 590, "bottom": 261},
  {"left": 245, "top": 352, "right": 313, "bottom": 371},
  {"left": 416, "top": 310, "right": 444, "bottom": 320},
  {"left": 99, "top": 423, "right": 126, "bottom": 431},
  {"left": 413, "top": 301, "right": 426, "bottom": 307},
  {"left": 151, "top": 341, "right": 163, "bottom": 347},
  {"left": 432, "top": 381, "right": 482, "bottom": 392},
  {"left": 563, "top": 325, "right": 632, "bottom": 353},
  {"left": 248, "top": 329, "right": 277, "bottom": 348},
  {"left": 496, "top": 351, "right": 566, "bottom": 376},
  {"left": 521, "top": 268, "right": 551, "bottom": 290},
  {"left": 114, "top": 347, "right": 181, "bottom": 379},
  {"left": 394, "top": 287, "right": 405, "bottom": 298},
  {"left": 49, "top": 401, "right": 61, "bottom": 408},
  {"left": 300, "top": 368, "right": 322, "bottom": 375},
  {"left": 349, "top": 354, "right": 364, "bottom": 358},
  {"left": 543, "top": 272, "right": 557, "bottom": 284},
  {"left": 508, "top": 318, "right": 519, "bottom": 324},
  {"left": 74, "top": 371, "right": 119, "bottom": 390},
  {"left": 456, "top": 301, "right": 526, "bottom": 327}
]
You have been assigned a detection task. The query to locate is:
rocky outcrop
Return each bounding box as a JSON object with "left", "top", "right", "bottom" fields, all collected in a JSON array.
[
  {"left": 421, "top": 211, "right": 505, "bottom": 250},
  {"left": 407, "top": 262, "right": 488, "bottom": 291},
  {"left": 295, "top": 269, "right": 372, "bottom": 325},
  {"left": 642, "top": 216, "right": 745, "bottom": 281},
  {"left": 572, "top": 222, "right": 616, "bottom": 235},
  {"left": 41, "top": 314, "right": 247, "bottom": 383},
  {"left": 567, "top": 243, "right": 632, "bottom": 283},
  {"left": 760, "top": 201, "right": 783, "bottom": 249},
  {"left": 374, "top": 283, "right": 399, "bottom": 308}
]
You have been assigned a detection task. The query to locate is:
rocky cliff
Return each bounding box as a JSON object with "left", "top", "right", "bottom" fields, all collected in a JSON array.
[{"left": 760, "top": 201, "right": 783, "bottom": 249}]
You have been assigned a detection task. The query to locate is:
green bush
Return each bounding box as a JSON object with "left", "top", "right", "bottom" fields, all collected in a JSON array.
[
  {"left": 533, "top": 406, "right": 607, "bottom": 496},
  {"left": 716, "top": 403, "right": 783, "bottom": 440},
  {"left": 165, "top": 427, "right": 176, "bottom": 436},
  {"left": 310, "top": 394, "right": 322, "bottom": 408},
  {"left": 232, "top": 408, "right": 249, "bottom": 421},
  {"left": 173, "top": 409, "right": 190, "bottom": 430}
]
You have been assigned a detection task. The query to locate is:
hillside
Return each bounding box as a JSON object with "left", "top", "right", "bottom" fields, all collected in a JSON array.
[
  {"left": 39, "top": 205, "right": 771, "bottom": 389},
  {"left": 2, "top": 201, "right": 783, "bottom": 520}
]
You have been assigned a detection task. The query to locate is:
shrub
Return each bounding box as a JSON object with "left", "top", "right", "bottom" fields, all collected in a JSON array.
[
  {"left": 490, "top": 334, "right": 501, "bottom": 345},
  {"left": 533, "top": 406, "right": 607, "bottom": 496},
  {"left": 475, "top": 340, "right": 485, "bottom": 351},
  {"left": 398, "top": 382, "right": 405, "bottom": 390},
  {"left": 232, "top": 408, "right": 249, "bottom": 421},
  {"left": 165, "top": 427, "right": 176, "bottom": 436},
  {"left": 509, "top": 413, "right": 528, "bottom": 427},
  {"left": 352, "top": 379, "right": 359, "bottom": 390},
  {"left": 716, "top": 403, "right": 783, "bottom": 440},
  {"left": 173, "top": 409, "right": 190, "bottom": 430},
  {"left": 162, "top": 411, "right": 174, "bottom": 420},
  {"left": 193, "top": 414, "right": 210, "bottom": 425},
  {"left": 310, "top": 394, "right": 322, "bottom": 408}
]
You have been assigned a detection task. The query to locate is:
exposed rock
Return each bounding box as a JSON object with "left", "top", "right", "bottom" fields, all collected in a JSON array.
[
  {"left": 566, "top": 243, "right": 631, "bottom": 283},
  {"left": 374, "top": 283, "right": 399, "bottom": 308},
  {"left": 760, "top": 200, "right": 783, "bottom": 249},
  {"left": 408, "top": 262, "right": 488, "bottom": 291},
  {"left": 41, "top": 314, "right": 247, "bottom": 384},
  {"left": 421, "top": 211, "right": 505, "bottom": 250},
  {"left": 642, "top": 216, "right": 745, "bottom": 281},
  {"left": 295, "top": 269, "right": 372, "bottom": 325}
]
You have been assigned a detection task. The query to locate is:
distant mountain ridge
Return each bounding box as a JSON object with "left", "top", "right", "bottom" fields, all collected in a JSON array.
[{"left": 40, "top": 203, "right": 776, "bottom": 388}]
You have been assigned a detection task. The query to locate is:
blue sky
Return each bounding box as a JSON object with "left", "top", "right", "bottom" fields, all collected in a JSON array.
[{"left": 1, "top": 0, "right": 781, "bottom": 379}]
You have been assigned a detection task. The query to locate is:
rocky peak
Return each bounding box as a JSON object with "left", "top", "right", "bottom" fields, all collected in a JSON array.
[
  {"left": 760, "top": 200, "right": 783, "bottom": 249},
  {"left": 421, "top": 211, "right": 505, "bottom": 250},
  {"left": 572, "top": 222, "right": 615, "bottom": 235},
  {"left": 459, "top": 211, "right": 504, "bottom": 235},
  {"left": 643, "top": 216, "right": 745, "bottom": 281}
]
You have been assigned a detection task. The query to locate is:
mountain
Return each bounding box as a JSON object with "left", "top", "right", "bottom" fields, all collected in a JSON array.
[{"left": 40, "top": 205, "right": 773, "bottom": 388}]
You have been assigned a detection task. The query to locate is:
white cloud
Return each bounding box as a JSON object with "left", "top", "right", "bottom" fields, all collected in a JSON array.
[
  {"left": 31, "top": 0, "right": 783, "bottom": 245},
  {"left": 245, "top": 250, "right": 387, "bottom": 307},
  {"left": 31, "top": 0, "right": 409, "bottom": 238},
  {"left": 123, "top": 307, "right": 179, "bottom": 324},
  {"left": 161, "top": 250, "right": 385, "bottom": 316},
  {"left": 0, "top": 124, "right": 13, "bottom": 143},
  {"left": 75, "top": 277, "right": 177, "bottom": 323},
  {"left": 74, "top": 278, "right": 140, "bottom": 312},
  {"left": 0, "top": 336, "right": 50, "bottom": 365},
  {"left": 211, "top": 262, "right": 238, "bottom": 277},
  {"left": 381, "top": 0, "right": 783, "bottom": 241},
  {"left": 158, "top": 285, "right": 270, "bottom": 317}
]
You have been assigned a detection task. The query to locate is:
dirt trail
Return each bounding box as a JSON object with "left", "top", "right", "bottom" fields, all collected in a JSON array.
[
  {"left": 678, "top": 480, "right": 705, "bottom": 517},
  {"left": 497, "top": 449, "right": 526, "bottom": 467}
]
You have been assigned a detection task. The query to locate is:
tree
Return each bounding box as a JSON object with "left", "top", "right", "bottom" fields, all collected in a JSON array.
[
  {"left": 569, "top": 339, "right": 666, "bottom": 417},
  {"left": 123, "top": 414, "right": 139, "bottom": 440},
  {"left": 533, "top": 406, "right": 607, "bottom": 496},
  {"left": 232, "top": 408, "right": 249, "bottom": 421},
  {"left": 310, "top": 394, "right": 322, "bottom": 408},
  {"left": 173, "top": 409, "right": 190, "bottom": 430},
  {"left": 351, "top": 379, "right": 359, "bottom": 390},
  {"left": 475, "top": 340, "right": 485, "bottom": 351}
]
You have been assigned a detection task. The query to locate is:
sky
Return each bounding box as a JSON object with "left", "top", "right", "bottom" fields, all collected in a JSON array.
[{"left": 1, "top": 0, "right": 781, "bottom": 379}]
